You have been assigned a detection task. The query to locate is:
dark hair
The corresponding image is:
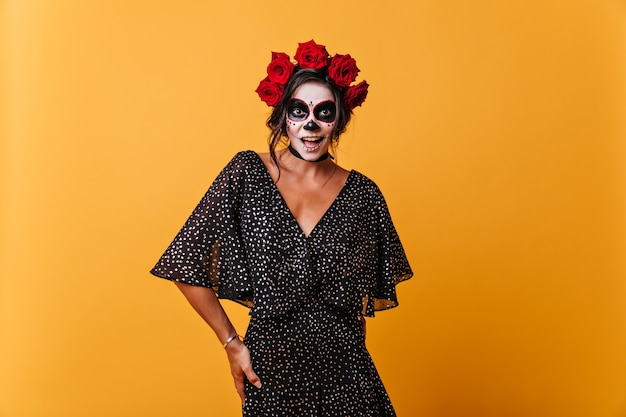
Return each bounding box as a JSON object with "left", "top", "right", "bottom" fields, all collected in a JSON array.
[{"left": 266, "top": 67, "right": 353, "bottom": 170}]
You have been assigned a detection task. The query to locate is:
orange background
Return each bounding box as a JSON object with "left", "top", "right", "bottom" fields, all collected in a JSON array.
[{"left": 2, "top": 1, "right": 625, "bottom": 416}]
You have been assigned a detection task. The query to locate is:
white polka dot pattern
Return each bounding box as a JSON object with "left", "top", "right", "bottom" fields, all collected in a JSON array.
[
  {"left": 151, "top": 151, "right": 412, "bottom": 318},
  {"left": 151, "top": 150, "right": 413, "bottom": 415},
  {"left": 243, "top": 302, "right": 397, "bottom": 416}
]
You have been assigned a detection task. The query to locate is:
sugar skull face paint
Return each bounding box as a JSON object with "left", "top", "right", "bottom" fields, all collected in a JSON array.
[
  {"left": 286, "top": 82, "right": 336, "bottom": 159},
  {"left": 287, "top": 99, "right": 337, "bottom": 124}
]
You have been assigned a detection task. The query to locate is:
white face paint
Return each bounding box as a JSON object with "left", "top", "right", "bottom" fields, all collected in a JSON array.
[{"left": 286, "top": 82, "right": 336, "bottom": 160}]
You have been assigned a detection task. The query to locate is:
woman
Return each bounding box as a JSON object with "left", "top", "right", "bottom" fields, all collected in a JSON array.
[{"left": 151, "top": 40, "right": 413, "bottom": 416}]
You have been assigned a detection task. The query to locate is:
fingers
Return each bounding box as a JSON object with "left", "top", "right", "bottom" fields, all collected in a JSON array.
[
  {"left": 232, "top": 365, "right": 261, "bottom": 405},
  {"left": 228, "top": 344, "right": 262, "bottom": 405},
  {"left": 233, "top": 372, "right": 246, "bottom": 404},
  {"left": 243, "top": 364, "right": 262, "bottom": 389}
]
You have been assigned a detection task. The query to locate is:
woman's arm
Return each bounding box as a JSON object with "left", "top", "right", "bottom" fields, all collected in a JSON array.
[{"left": 174, "top": 282, "right": 261, "bottom": 403}]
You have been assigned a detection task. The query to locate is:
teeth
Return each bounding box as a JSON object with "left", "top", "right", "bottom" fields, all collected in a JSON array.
[
  {"left": 300, "top": 137, "right": 324, "bottom": 152},
  {"left": 303, "top": 142, "right": 320, "bottom": 151}
]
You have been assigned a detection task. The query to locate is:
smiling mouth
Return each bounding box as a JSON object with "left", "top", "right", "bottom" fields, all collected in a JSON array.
[{"left": 300, "top": 137, "right": 324, "bottom": 151}]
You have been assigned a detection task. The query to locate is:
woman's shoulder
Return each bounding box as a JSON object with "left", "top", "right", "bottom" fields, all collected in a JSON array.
[
  {"left": 221, "top": 150, "right": 265, "bottom": 171},
  {"left": 347, "top": 169, "right": 383, "bottom": 196},
  {"left": 209, "top": 151, "right": 267, "bottom": 186},
  {"left": 229, "top": 149, "right": 261, "bottom": 163}
]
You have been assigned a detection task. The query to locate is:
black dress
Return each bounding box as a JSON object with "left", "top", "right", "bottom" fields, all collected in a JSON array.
[{"left": 151, "top": 151, "right": 413, "bottom": 416}]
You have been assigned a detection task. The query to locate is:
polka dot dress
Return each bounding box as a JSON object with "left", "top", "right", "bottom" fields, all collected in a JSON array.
[
  {"left": 244, "top": 302, "right": 397, "bottom": 416},
  {"left": 151, "top": 151, "right": 413, "bottom": 416}
]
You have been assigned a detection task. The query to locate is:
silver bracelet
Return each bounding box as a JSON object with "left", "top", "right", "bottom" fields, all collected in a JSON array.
[{"left": 223, "top": 334, "right": 243, "bottom": 349}]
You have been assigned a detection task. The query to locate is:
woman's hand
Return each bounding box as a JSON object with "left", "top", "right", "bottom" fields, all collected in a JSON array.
[
  {"left": 172, "top": 283, "right": 261, "bottom": 403},
  {"left": 225, "top": 339, "right": 262, "bottom": 404}
]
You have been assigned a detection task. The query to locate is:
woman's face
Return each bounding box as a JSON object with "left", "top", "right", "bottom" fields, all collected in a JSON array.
[{"left": 286, "top": 81, "right": 336, "bottom": 160}]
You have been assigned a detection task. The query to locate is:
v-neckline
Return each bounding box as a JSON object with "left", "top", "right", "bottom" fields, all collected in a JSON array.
[{"left": 252, "top": 152, "right": 353, "bottom": 239}]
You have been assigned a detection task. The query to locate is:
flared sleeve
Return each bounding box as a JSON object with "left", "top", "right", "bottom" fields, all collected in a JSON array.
[
  {"left": 365, "top": 184, "right": 413, "bottom": 315},
  {"left": 150, "top": 152, "right": 253, "bottom": 306},
  {"left": 309, "top": 172, "right": 413, "bottom": 317}
]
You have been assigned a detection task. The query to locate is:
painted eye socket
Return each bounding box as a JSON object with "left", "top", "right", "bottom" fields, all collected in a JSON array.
[
  {"left": 287, "top": 99, "right": 336, "bottom": 123},
  {"left": 313, "top": 101, "right": 336, "bottom": 123},
  {"left": 287, "top": 100, "right": 309, "bottom": 121}
]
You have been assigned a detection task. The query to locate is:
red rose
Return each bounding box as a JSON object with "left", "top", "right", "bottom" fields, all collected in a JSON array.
[
  {"left": 328, "top": 54, "right": 360, "bottom": 88},
  {"left": 255, "top": 77, "right": 284, "bottom": 107},
  {"left": 344, "top": 80, "right": 369, "bottom": 110},
  {"left": 294, "top": 40, "right": 329, "bottom": 69},
  {"left": 266, "top": 52, "right": 294, "bottom": 84}
]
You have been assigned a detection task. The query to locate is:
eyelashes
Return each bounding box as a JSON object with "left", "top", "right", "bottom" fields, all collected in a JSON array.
[
  {"left": 287, "top": 99, "right": 336, "bottom": 123},
  {"left": 314, "top": 101, "right": 336, "bottom": 123},
  {"left": 287, "top": 100, "right": 309, "bottom": 121}
]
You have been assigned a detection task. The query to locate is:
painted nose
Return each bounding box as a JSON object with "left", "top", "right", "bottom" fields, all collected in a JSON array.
[{"left": 303, "top": 119, "right": 320, "bottom": 131}]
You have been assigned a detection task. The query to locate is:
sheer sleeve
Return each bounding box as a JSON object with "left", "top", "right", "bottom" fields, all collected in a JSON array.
[
  {"left": 150, "top": 152, "right": 253, "bottom": 306},
  {"left": 362, "top": 184, "right": 413, "bottom": 316}
]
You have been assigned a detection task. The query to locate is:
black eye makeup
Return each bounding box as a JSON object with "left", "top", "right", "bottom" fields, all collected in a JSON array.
[
  {"left": 287, "top": 99, "right": 336, "bottom": 123},
  {"left": 313, "top": 100, "right": 336, "bottom": 123},
  {"left": 287, "top": 99, "right": 309, "bottom": 121}
]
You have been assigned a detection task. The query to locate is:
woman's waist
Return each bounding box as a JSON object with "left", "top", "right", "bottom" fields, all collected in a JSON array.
[{"left": 245, "top": 300, "right": 364, "bottom": 348}]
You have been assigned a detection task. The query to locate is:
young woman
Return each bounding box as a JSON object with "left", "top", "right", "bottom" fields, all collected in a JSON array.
[{"left": 151, "top": 40, "right": 413, "bottom": 416}]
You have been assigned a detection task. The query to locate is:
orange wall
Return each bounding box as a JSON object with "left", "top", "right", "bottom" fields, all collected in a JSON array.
[{"left": 1, "top": 1, "right": 625, "bottom": 416}]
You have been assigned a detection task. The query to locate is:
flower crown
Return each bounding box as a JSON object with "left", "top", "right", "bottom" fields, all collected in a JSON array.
[{"left": 255, "top": 40, "right": 369, "bottom": 111}]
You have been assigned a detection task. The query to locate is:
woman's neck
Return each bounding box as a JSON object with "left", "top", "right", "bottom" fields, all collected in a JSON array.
[
  {"left": 278, "top": 148, "right": 336, "bottom": 180},
  {"left": 287, "top": 145, "right": 330, "bottom": 163}
]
